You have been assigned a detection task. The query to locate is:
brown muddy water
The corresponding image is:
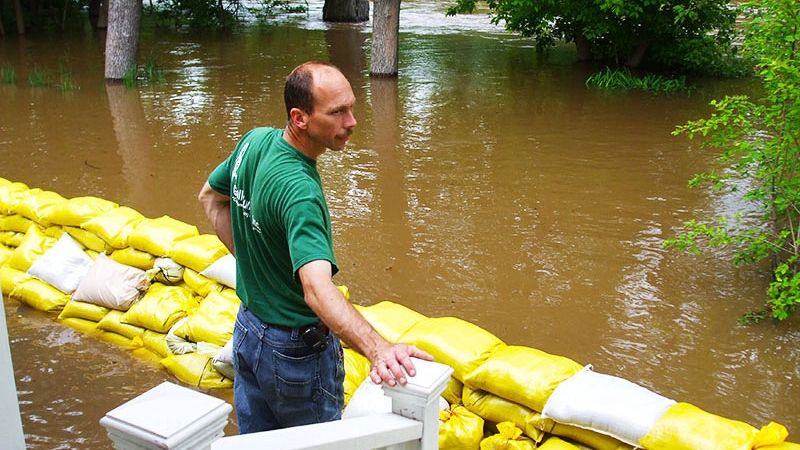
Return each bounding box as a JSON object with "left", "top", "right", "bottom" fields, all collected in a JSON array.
[{"left": 1, "top": 2, "right": 799, "bottom": 448}]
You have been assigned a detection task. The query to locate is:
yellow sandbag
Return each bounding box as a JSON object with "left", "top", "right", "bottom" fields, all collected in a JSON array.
[
  {"left": 82, "top": 206, "right": 145, "bottom": 249},
  {"left": 133, "top": 330, "right": 172, "bottom": 358},
  {"left": 758, "top": 443, "right": 800, "bottom": 450},
  {"left": 170, "top": 234, "right": 229, "bottom": 273},
  {"left": 10, "top": 276, "right": 69, "bottom": 312},
  {"left": 15, "top": 188, "right": 66, "bottom": 226},
  {"left": 183, "top": 268, "right": 222, "bottom": 297},
  {"left": 464, "top": 345, "right": 582, "bottom": 412},
  {"left": 480, "top": 422, "right": 536, "bottom": 450},
  {"left": 528, "top": 412, "right": 633, "bottom": 450},
  {"left": 59, "top": 317, "right": 99, "bottom": 334},
  {"left": 0, "top": 181, "right": 29, "bottom": 214},
  {"left": 97, "top": 310, "right": 146, "bottom": 339},
  {"left": 338, "top": 284, "right": 350, "bottom": 300},
  {"left": 64, "top": 226, "right": 108, "bottom": 253},
  {"left": 0, "top": 214, "right": 33, "bottom": 233},
  {"left": 96, "top": 330, "right": 136, "bottom": 348},
  {"left": 46, "top": 196, "right": 118, "bottom": 227},
  {"left": 131, "top": 347, "right": 164, "bottom": 365},
  {"left": 58, "top": 300, "right": 110, "bottom": 322},
  {"left": 0, "top": 232, "right": 22, "bottom": 247},
  {"left": 462, "top": 385, "right": 540, "bottom": 442},
  {"left": 443, "top": 376, "right": 463, "bottom": 407},
  {"left": 639, "top": 403, "right": 786, "bottom": 450},
  {"left": 0, "top": 244, "right": 13, "bottom": 265},
  {"left": 109, "top": 247, "right": 156, "bottom": 270},
  {"left": 127, "top": 215, "right": 199, "bottom": 257},
  {"left": 354, "top": 301, "right": 426, "bottom": 343},
  {"left": 439, "top": 405, "right": 485, "bottom": 450},
  {"left": 160, "top": 352, "right": 233, "bottom": 389},
  {"left": 42, "top": 225, "right": 64, "bottom": 239},
  {"left": 1, "top": 265, "right": 30, "bottom": 296},
  {"left": 7, "top": 225, "right": 57, "bottom": 272},
  {"left": 344, "top": 348, "right": 371, "bottom": 405},
  {"left": 539, "top": 436, "right": 583, "bottom": 450},
  {"left": 122, "top": 283, "right": 197, "bottom": 333},
  {"left": 173, "top": 290, "right": 238, "bottom": 347},
  {"left": 399, "top": 317, "right": 505, "bottom": 382}
]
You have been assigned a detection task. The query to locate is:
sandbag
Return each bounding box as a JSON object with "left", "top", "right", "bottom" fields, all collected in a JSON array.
[
  {"left": 127, "top": 215, "right": 198, "bottom": 257},
  {"left": 63, "top": 226, "right": 108, "bottom": 253},
  {"left": 6, "top": 269, "right": 69, "bottom": 312},
  {"left": 439, "top": 405, "right": 485, "bottom": 450},
  {"left": 166, "top": 317, "right": 197, "bottom": 355},
  {"left": 96, "top": 310, "right": 146, "bottom": 340},
  {"left": 109, "top": 247, "right": 156, "bottom": 270},
  {"left": 0, "top": 214, "right": 33, "bottom": 233},
  {"left": 200, "top": 253, "right": 236, "bottom": 289},
  {"left": 354, "top": 300, "right": 427, "bottom": 343},
  {"left": 15, "top": 188, "right": 66, "bottom": 226},
  {"left": 183, "top": 268, "right": 222, "bottom": 297},
  {"left": 96, "top": 330, "right": 136, "bottom": 347},
  {"left": 442, "top": 376, "right": 464, "bottom": 408},
  {"left": 212, "top": 339, "right": 235, "bottom": 380},
  {"left": 46, "top": 196, "right": 118, "bottom": 227},
  {"left": 399, "top": 316, "right": 504, "bottom": 382},
  {"left": 72, "top": 253, "right": 149, "bottom": 310},
  {"left": 59, "top": 317, "right": 99, "bottom": 334},
  {"left": 57, "top": 299, "right": 110, "bottom": 322},
  {"left": 0, "top": 181, "right": 29, "bottom": 214},
  {"left": 122, "top": 283, "right": 197, "bottom": 333},
  {"left": 344, "top": 348, "right": 371, "bottom": 405},
  {"left": 82, "top": 206, "right": 145, "bottom": 249},
  {"left": 1, "top": 265, "right": 31, "bottom": 298},
  {"left": 638, "top": 403, "right": 787, "bottom": 450},
  {"left": 28, "top": 233, "right": 93, "bottom": 294},
  {"left": 170, "top": 234, "right": 229, "bottom": 273},
  {"left": 134, "top": 330, "right": 171, "bottom": 358},
  {"left": 538, "top": 436, "right": 583, "bottom": 450},
  {"left": 342, "top": 378, "right": 392, "bottom": 419},
  {"left": 0, "top": 244, "right": 13, "bottom": 266},
  {"left": 462, "top": 385, "right": 540, "bottom": 442},
  {"left": 480, "top": 422, "right": 536, "bottom": 450},
  {"left": 529, "top": 413, "right": 634, "bottom": 450},
  {"left": 7, "top": 225, "right": 57, "bottom": 272},
  {"left": 463, "top": 345, "right": 582, "bottom": 413},
  {"left": 160, "top": 352, "right": 233, "bottom": 389},
  {"left": 173, "top": 289, "right": 238, "bottom": 346},
  {"left": 542, "top": 366, "right": 676, "bottom": 446},
  {"left": 0, "top": 231, "right": 24, "bottom": 247}
]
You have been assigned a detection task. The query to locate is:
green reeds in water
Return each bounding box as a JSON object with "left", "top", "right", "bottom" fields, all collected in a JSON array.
[
  {"left": 55, "top": 62, "right": 80, "bottom": 91},
  {"left": 28, "top": 67, "right": 51, "bottom": 88},
  {"left": 586, "top": 67, "right": 689, "bottom": 93},
  {"left": 123, "top": 55, "right": 166, "bottom": 89},
  {"left": 1, "top": 66, "right": 15, "bottom": 85}
]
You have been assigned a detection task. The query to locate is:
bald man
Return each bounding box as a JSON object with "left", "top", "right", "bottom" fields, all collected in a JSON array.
[{"left": 199, "top": 61, "right": 432, "bottom": 433}]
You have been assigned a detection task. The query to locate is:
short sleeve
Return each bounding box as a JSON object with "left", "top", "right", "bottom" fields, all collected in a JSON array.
[
  {"left": 208, "top": 129, "right": 258, "bottom": 196},
  {"left": 285, "top": 197, "right": 338, "bottom": 278}
]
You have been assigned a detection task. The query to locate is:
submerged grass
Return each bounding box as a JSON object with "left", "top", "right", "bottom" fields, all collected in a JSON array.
[
  {"left": 28, "top": 67, "right": 51, "bottom": 87},
  {"left": 1, "top": 66, "right": 15, "bottom": 85},
  {"left": 123, "top": 55, "right": 166, "bottom": 89},
  {"left": 55, "top": 62, "right": 80, "bottom": 92},
  {"left": 586, "top": 67, "right": 689, "bottom": 93}
]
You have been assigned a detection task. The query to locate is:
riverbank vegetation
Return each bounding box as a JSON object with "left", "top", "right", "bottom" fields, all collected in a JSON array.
[
  {"left": 122, "top": 54, "right": 166, "bottom": 88},
  {"left": 665, "top": 0, "right": 800, "bottom": 321},
  {"left": 585, "top": 68, "right": 689, "bottom": 93}
]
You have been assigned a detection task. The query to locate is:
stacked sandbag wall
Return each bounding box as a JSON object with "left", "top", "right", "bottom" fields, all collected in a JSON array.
[{"left": 1, "top": 178, "right": 796, "bottom": 449}]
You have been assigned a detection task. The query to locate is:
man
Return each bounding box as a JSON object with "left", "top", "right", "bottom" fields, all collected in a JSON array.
[{"left": 198, "top": 61, "right": 432, "bottom": 433}]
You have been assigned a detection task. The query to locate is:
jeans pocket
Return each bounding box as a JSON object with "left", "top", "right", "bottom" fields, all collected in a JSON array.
[
  {"left": 232, "top": 320, "right": 248, "bottom": 372},
  {"left": 273, "top": 350, "right": 319, "bottom": 400}
]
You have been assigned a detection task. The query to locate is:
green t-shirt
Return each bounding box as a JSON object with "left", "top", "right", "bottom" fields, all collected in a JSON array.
[{"left": 208, "top": 127, "right": 338, "bottom": 327}]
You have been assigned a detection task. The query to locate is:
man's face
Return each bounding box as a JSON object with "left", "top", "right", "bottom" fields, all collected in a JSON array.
[{"left": 305, "top": 69, "right": 357, "bottom": 152}]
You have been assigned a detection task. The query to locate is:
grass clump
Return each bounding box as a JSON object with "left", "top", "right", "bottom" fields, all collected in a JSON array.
[
  {"left": 123, "top": 55, "right": 166, "bottom": 89},
  {"left": 55, "top": 62, "right": 80, "bottom": 91},
  {"left": 586, "top": 67, "right": 689, "bottom": 93},
  {"left": 1, "top": 66, "right": 15, "bottom": 85},
  {"left": 28, "top": 67, "right": 51, "bottom": 87}
]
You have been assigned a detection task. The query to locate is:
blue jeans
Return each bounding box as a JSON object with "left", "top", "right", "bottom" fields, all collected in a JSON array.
[{"left": 232, "top": 305, "right": 344, "bottom": 433}]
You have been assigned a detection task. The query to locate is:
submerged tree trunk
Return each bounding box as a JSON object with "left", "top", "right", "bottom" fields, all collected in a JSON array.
[
  {"left": 13, "top": 0, "right": 25, "bottom": 34},
  {"left": 371, "top": 0, "right": 400, "bottom": 77},
  {"left": 625, "top": 41, "right": 649, "bottom": 68},
  {"left": 104, "top": 0, "right": 141, "bottom": 81},
  {"left": 323, "top": 0, "right": 369, "bottom": 22},
  {"left": 89, "top": 0, "right": 108, "bottom": 28},
  {"left": 574, "top": 33, "right": 591, "bottom": 61},
  {"left": 0, "top": 8, "right": 5, "bottom": 36}
]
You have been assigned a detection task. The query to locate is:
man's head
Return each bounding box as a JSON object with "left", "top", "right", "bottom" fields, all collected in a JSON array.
[{"left": 284, "top": 62, "right": 357, "bottom": 157}]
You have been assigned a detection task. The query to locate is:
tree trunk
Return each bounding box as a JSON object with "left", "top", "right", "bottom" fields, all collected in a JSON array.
[
  {"left": 0, "top": 7, "right": 5, "bottom": 36},
  {"left": 625, "top": 41, "right": 649, "bottom": 68},
  {"left": 104, "top": 0, "right": 141, "bottom": 81},
  {"left": 371, "top": 0, "right": 400, "bottom": 77},
  {"left": 13, "top": 0, "right": 24, "bottom": 34},
  {"left": 323, "top": 0, "right": 369, "bottom": 22},
  {"left": 574, "top": 33, "right": 591, "bottom": 61},
  {"left": 98, "top": 0, "right": 108, "bottom": 28}
]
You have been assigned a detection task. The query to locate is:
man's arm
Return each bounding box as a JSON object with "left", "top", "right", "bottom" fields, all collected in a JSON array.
[
  {"left": 198, "top": 181, "right": 235, "bottom": 254},
  {"left": 298, "top": 259, "right": 433, "bottom": 386}
]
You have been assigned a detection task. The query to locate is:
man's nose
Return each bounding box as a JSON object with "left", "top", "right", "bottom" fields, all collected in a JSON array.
[{"left": 345, "top": 110, "right": 357, "bottom": 128}]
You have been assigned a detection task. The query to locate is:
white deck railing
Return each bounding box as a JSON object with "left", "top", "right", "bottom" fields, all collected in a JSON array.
[
  {"left": 0, "top": 292, "right": 27, "bottom": 450},
  {"left": 100, "top": 358, "right": 453, "bottom": 450}
]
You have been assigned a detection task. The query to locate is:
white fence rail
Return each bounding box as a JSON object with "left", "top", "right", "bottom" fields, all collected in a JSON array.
[{"left": 0, "top": 292, "right": 26, "bottom": 450}]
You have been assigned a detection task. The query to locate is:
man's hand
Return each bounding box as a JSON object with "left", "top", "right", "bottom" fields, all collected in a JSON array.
[{"left": 369, "top": 343, "right": 433, "bottom": 386}]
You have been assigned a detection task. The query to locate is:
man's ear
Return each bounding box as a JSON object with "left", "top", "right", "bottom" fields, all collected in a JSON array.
[{"left": 289, "top": 107, "right": 309, "bottom": 130}]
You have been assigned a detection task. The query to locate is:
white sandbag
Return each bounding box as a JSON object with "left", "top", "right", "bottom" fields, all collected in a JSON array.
[
  {"left": 165, "top": 317, "right": 197, "bottom": 355},
  {"left": 27, "top": 233, "right": 93, "bottom": 294},
  {"left": 342, "top": 378, "right": 393, "bottom": 419},
  {"left": 148, "top": 257, "right": 185, "bottom": 284},
  {"left": 212, "top": 339, "right": 235, "bottom": 380},
  {"left": 71, "top": 253, "right": 150, "bottom": 310},
  {"left": 541, "top": 365, "right": 676, "bottom": 446},
  {"left": 200, "top": 253, "right": 236, "bottom": 289}
]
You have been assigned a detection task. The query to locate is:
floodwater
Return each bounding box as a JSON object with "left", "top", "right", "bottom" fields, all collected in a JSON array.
[{"left": 1, "top": 1, "right": 798, "bottom": 447}]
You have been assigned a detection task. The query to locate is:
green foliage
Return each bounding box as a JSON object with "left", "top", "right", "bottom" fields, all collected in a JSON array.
[
  {"left": 666, "top": 0, "right": 800, "bottom": 321},
  {"left": 586, "top": 67, "right": 689, "bottom": 93},
  {"left": 0, "top": 67, "right": 15, "bottom": 85},
  {"left": 55, "top": 62, "right": 80, "bottom": 92},
  {"left": 123, "top": 66, "right": 138, "bottom": 89},
  {"left": 122, "top": 55, "right": 166, "bottom": 89},
  {"left": 28, "top": 67, "right": 51, "bottom": 87},
  {"left": 144, "top": 0, "right": 306, "bottom": 30},
  {"left": 447, "top": 0, "right": 740, "bottom": 73}
]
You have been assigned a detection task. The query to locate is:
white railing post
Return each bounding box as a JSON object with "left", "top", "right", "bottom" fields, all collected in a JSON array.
[
  {"left": 0, "top": 292, "right": 26, "bottom": 450},
  {"left": 381, "top": 359, "right": 453, "bottom": 450}
]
